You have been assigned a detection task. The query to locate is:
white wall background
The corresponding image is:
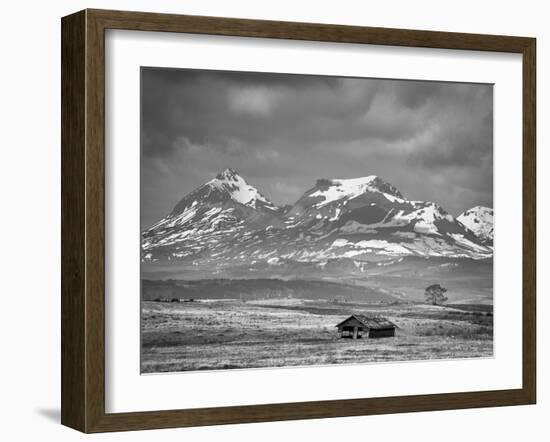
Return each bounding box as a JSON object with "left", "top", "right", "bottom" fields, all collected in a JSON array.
[{"left": 0, "top": 1, "right": 546, "bottom": 440}]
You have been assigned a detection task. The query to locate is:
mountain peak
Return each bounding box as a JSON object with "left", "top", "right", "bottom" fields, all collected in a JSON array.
[
  {"left": 202, "top": 168, "right": 279, "bottom": 211},
  {"left": 366, "top": 176, "right": 404, "bottom": 199},
  {"left": 162, "top": 168, "right": 278, "bottom": 225},
  {"left": 316, "top": 175, "right": 377, "bottom": 188},
  {"left": 457, "top": 206, "right": 494, "bottom": 243},
  {"left": 216, "top": 167, "right": 240, "bottom": 181},
  {"left": 308, "top": 174, "right": 403, "bottom": 208},
  {"left": 144, "top": 171, "right": 493, "bottom": 263},
  {"left": 466, "top": 205, "right": 493, "bottom": 214}
]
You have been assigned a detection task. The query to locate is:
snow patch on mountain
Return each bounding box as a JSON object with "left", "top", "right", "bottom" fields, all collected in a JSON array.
[
  {"left": 309, "top": 175, "right": 404, "bottom": 208},
  {"left": 339, "top": 202, "right": 453, "bottom": 235},
  {"left": 141, "top": 169, "right": 494, "bottom": 264},
  {"left": 310, "top": 176, "right": 377, "bottom": 207},
  {"left": 208, "top": 168, "right": 278, "bottom": 211},
  {"left": 329, "top": 238, "right": 412, "bottom": 256},
  {"left": 457, "top": 206, "right": 494, "bottom": 242},
  {"left": 449, "top": 233, "right": 490, "bottom": 252}
]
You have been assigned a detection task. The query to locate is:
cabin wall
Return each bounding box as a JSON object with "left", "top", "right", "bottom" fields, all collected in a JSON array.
[
  {"left": 337, "top": 325, "right": 364, "bottom": 339},
  {"left": 368, "top": 328, "right": 395, "bottom": 338}
]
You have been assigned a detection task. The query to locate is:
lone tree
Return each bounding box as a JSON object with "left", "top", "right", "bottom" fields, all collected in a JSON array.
[{"left": 425, "top": 284, "right": 448, "bottom": 305}]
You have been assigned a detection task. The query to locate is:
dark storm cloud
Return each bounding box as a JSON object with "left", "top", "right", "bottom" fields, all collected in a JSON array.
[
  {"left": 141, "top": 69, "right": 346, "bottom": 158},
  {"left": 141, "top": 68, "right": 493, "bottom": 228}
]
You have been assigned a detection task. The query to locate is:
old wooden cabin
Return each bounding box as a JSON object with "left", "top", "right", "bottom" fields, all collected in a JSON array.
[{"left": 336, "top": 315, "right": 396, "bottom": 339}]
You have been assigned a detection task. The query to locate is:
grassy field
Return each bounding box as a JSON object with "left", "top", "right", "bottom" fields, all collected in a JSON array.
[{"left": 141, "top": 298, "right": 493, "bottom": 373}]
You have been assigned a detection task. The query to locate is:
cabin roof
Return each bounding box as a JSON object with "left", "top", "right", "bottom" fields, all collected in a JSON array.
[{"left": 335, "top": 314, "right": 396, "bottom": 330}]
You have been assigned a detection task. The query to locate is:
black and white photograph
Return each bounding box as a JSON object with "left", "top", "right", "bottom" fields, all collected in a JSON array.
[{"left": 140, "top": 68, "right": 494, "bottom": 374}]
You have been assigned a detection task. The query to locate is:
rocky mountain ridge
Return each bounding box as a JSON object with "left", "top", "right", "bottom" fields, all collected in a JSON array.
[{"left": 142, "top": 169, "right": 494, "bottom": 270}]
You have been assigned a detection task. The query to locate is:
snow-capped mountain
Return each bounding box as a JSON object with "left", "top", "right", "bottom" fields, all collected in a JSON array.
[
  {"left": 168, "top": 168, "right": 278, "bottom": 217},
  {"left": 286, "top": 176, "right": 402, "bottom": 222},
  {"left": 277, "top": 176, "right": 491, "bottom": 261},
  {"left": 287, "top": 176, "right": 450, "bottom": 233},
  {"left": 457, "top": 206, "right": 494, "bottom": 244},
  {"left": 142, "top": 170, "right": 493, "bottom": 268},
  {"left": 141, "top": 169, "right": 280, "bottom": 260}
]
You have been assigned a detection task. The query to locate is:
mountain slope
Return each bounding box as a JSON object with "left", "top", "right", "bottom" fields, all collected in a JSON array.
[
  {"left": 142, "top": 170, "right": 493, "bottom": 268},
  {"left": 457, "top": 206, "right": 494, "bottom": 244},
  {"left": 142, "top": 168, "right": 280, "bottom": 261}
]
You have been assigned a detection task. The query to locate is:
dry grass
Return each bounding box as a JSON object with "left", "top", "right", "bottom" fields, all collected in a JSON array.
[{"left": 141, "top": 299, "right": 493, "bottom": 373}]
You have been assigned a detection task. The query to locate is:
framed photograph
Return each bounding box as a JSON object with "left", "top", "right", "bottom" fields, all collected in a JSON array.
[{"left": 61, "top": 9, "right": 536, "bottom": 433}]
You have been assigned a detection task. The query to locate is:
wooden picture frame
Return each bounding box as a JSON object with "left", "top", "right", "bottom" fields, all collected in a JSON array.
[{"left": 61, "top": 8, "right": 536, "bottom": 433}]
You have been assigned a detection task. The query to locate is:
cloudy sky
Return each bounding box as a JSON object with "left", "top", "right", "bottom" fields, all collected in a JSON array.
[{"left": 141, "top": 68, "right": 493, "bottom": 229}]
